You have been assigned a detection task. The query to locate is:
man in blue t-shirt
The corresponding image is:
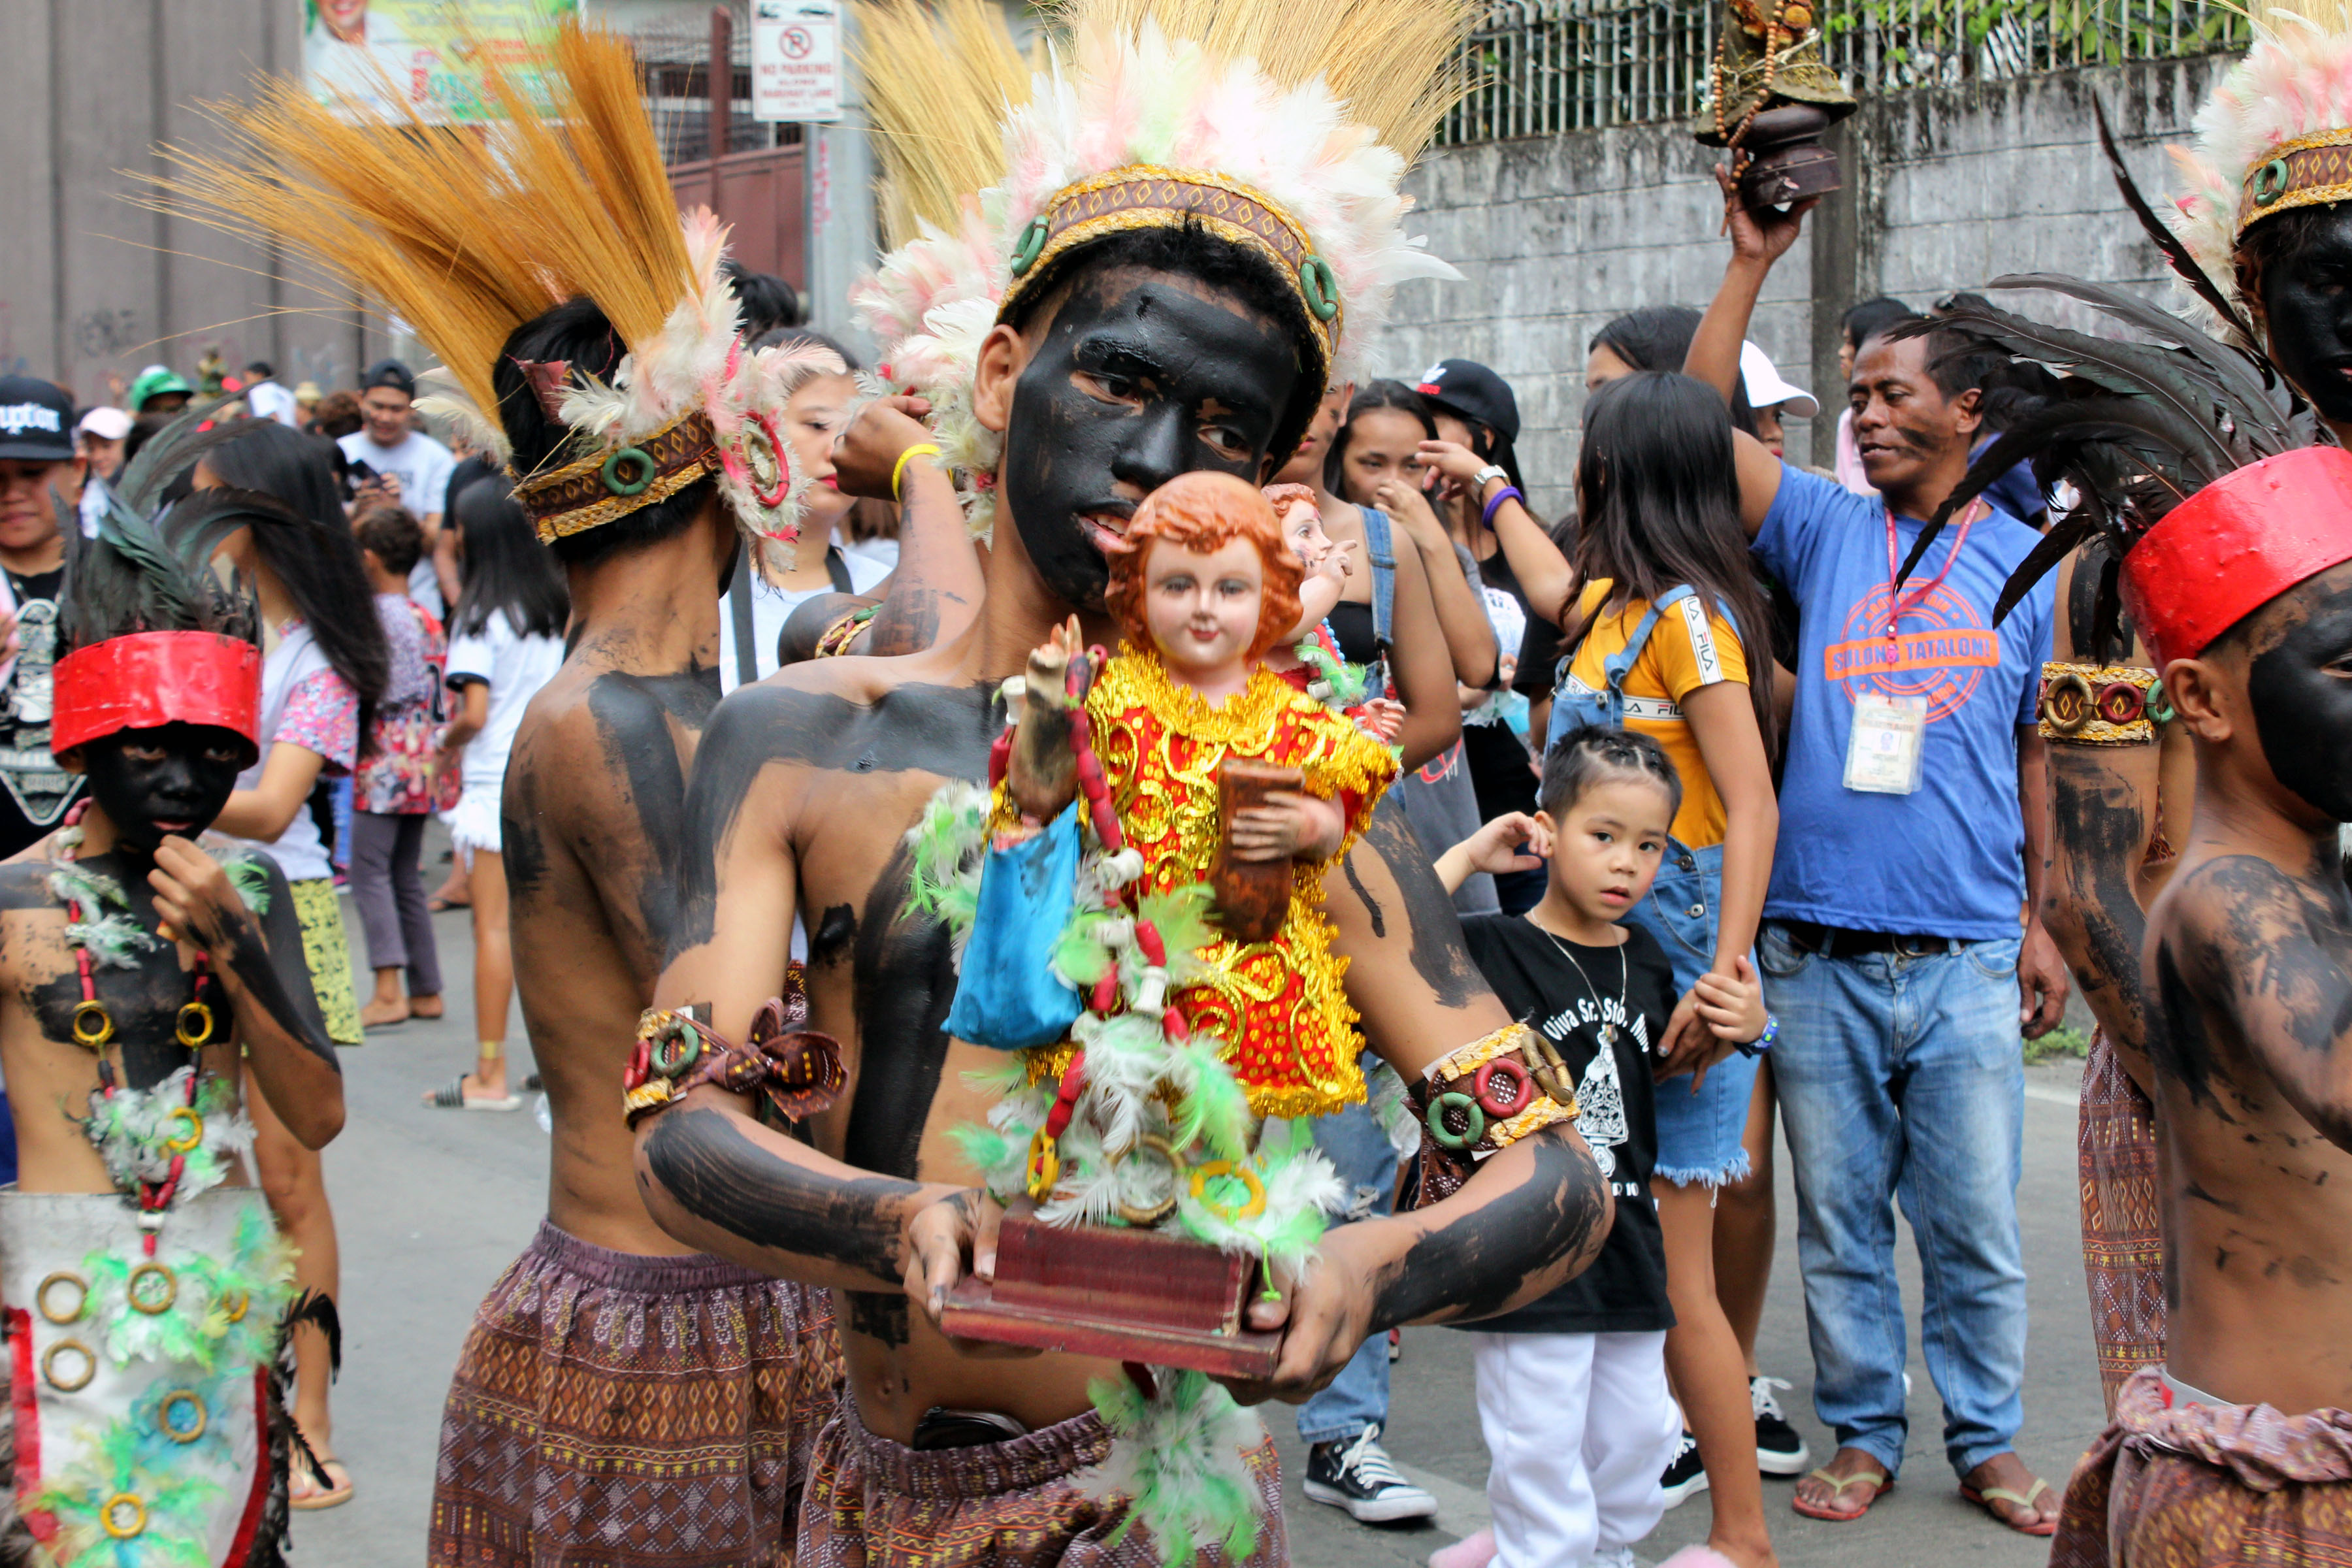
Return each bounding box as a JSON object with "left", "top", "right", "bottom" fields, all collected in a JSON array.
[{"left": 1684, "top": 174, "right": 2068, "bottom": 1536}]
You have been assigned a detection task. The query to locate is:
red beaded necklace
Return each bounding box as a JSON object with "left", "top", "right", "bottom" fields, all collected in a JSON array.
[{"left": 54, "top": 799, "right": 218, "bottom": 1251}]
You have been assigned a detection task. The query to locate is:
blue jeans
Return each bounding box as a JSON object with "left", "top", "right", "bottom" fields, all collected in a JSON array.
[
  {"left": 1298, "top": 1075, "right": 1399, "bottom": 1445},
  {"left": 1757, "top": 920, "right": 2027, "bottom": 1480}
]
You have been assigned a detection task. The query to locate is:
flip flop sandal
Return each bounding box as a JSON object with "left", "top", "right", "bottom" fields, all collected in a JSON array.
[
  {"left": 1961, "top": 1478, "right": 2057, "bottom": 1537},
  {"left": 427, "top": 1075, "right": 522, "bottom": 1111},
  {"left": 289, "top": 1455, "right": 354, "bottom": 1511},
  {"left": 1792, "top": 1466, "right": 1893, "bottom": 1522}
]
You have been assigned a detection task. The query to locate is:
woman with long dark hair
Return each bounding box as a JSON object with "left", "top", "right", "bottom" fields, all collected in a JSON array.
[
  {"left": 426, "top": 475, "right": 566, "bottom": 1112},
  {"left": 188, "top": 418, "right": 391, "bottom": 1512},
  {"left": 1548, "top": 370, "right": 1781, "bottom": 1568}
]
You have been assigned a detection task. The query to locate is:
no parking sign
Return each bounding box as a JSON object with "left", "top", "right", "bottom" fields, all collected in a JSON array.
[{"left": 751, "top": 0, "right": 841, "bottom": 122}]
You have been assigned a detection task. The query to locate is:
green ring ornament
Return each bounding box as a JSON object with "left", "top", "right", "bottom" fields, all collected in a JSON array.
[
  {"left": 1298, "top": 255, "right": 1340, "bottom": 323},
  {"left": 1426, "top": 1090, "right": 1484, "bottom": 1150},
  {"left": 2146, "top": 684, "right": 2176, "bottom": 725},
  {"left": 649, "top": 1025, "right": 701, "bottom": 1079},
  {"left": 1010, "top": 216, "right": 1051, "bottom": 278},
  {"left": 2255, "top": 157, "right": 2293, "bottom": 207},
  {"left": 600, "top": 447, "right": 656, "bottom": 497}
]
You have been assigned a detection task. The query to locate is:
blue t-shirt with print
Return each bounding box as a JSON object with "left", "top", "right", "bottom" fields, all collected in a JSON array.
[{"left": 1754, "top": 468, "right": 2054, "bottom": 939}]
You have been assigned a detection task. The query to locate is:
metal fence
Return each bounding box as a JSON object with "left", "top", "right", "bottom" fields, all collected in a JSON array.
[
  {"left": 629, "top": 5, "right": 798, "bottom": 165},
  {"left": 1435, "top": 0, "right": 2246, "bottom": 144}
]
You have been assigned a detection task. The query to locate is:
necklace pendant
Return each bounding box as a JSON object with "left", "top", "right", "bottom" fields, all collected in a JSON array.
[{"left": 1599, "top": 1022, "right": 1617, "bottom": 1045}]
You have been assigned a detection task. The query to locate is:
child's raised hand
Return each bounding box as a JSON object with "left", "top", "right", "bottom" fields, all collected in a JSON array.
[
  {"left": 1693, "top": 955, "right": 1769, "bottom": 1044},
  {"left": 1228, "top": 791, "right": 1346, "bottom": 863},
  {"left": 1352, "top": 696, "right": 1405, "bottom": 744},
  {"left": 1463, "top": 812, "right": 1550, "bottom": 875}
]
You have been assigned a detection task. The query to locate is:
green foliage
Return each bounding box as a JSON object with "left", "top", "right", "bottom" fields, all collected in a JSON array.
[{"left": 2023, "top": 1022, "right": 2093, "bottom": 1064}]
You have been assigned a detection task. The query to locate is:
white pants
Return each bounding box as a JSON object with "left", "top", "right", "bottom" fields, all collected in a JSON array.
[{"left": 1469, "top": 1329, "right": 1679, "bottom": 1568}]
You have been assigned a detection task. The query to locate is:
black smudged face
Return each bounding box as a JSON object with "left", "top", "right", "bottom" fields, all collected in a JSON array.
[
  {"left": 2260, "top": 206, "right": 2352, "bottom": 426},
  {"left": 2247, "top": 564, "right": 2352, "bottom": 821},
  {"left": 1003, "top": 266, "right": 1300, "bottom": 612},
  {"left": 76, "top": 724, "right": 248, "bottom": 851}
]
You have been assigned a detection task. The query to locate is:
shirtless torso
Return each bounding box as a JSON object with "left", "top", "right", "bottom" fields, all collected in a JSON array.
[
  {"left": 2144, "top": 561, "right": 2352, "bottom": 1414},
  {"left": 635, "top": 263, "right": 1612, "bottom": 1442},
  {"left": 502, "top": 508, "right": 733, "bottom": 1253}
]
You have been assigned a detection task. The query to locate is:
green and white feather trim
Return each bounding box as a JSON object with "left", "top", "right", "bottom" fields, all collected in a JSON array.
[
  {"left": 223, "top": 853, "right": 272, "bottom": 916},
  {"left": 1175, "top": 1117, "right": 1344, "bottom": 1276},
  {"left": 1081, "top": 1367, "right": 1267, "bottom": 1563},
  {"left": 902, "top": 781, "right": 991, "bottom": 960},
  {"left": 50, "top": 864, "right": 160, "bottom": 970}
]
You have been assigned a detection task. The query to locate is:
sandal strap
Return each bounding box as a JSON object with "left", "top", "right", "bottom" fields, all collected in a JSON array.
[
  {"left": 1806, "top": 1467, "right": 1889, "bottom": 1494},
  {"left": 431, "top": 1076, "right": 466, "bottom": 1108}
]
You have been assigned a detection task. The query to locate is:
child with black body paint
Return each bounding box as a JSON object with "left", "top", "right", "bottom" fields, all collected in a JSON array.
[{"left": 1430, "top": 727, "right": 1768, "bottom": 1568}]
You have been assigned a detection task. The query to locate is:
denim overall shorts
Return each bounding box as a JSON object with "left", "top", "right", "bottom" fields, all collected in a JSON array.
[{"left": 1548, "top": 587, "right": 1758, "bottom": 1186}]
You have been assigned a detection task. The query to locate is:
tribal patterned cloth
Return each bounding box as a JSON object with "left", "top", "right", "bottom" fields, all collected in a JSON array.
[
  {"left": 428, "top": 1220, "right": 842, "bottom": 1567},
  {"left": 2080, "top": 1025, "right": 2168, "bottom": 1415},
  {"left": 792, "top": 1394, "right": 1286, "bottom": 1567},
  {"left": 2051, "top": 1368, "right": 2352, "bottom": 1567}
]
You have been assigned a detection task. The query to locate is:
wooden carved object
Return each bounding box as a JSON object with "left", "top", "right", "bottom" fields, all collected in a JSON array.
[{"left": 1208, "top": 759, "right": 1303, "bottom": 944}]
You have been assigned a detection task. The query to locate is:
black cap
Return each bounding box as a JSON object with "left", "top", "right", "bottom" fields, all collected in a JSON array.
[
  {"left": 359, "top": 359, "right": 416, "bottom": 398},
  {"left": 0, "top": 377, "right": 79, "bottom": 463},
  {"left": 1413, "top": 359, "right": 1520, "bottom": 446}
]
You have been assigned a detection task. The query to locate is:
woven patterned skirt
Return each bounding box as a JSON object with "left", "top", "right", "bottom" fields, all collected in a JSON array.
[
  {"left": 429, "top": 1221, "right": 843, "bottom": 1567},
  {"left": 2051, "top": 1369, "right": 2352, "bottom": 1567},
  {"left": 2080, "top": 1024, "right": 2167, "bottom": 1415},
  {"left": 794, "top": 1393, "right": 1286, "bottom": 1568}
]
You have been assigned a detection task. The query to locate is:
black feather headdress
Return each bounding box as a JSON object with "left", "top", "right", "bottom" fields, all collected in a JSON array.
[
  {"left": 57, "top": 399, "right": 312, "bottom": 658},
  {"left": 1888, "top": 276, "right": 2317, "bottom": 660}
]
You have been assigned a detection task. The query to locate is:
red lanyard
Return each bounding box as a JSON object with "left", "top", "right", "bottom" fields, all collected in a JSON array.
[{"left": 1882, "top": 500, "right": 1984, "bottom": 644}]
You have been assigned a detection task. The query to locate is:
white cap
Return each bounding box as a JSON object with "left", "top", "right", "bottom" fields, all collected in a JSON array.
[
  {"left": 76, "top": 406, "right": 132, "bottom": 442},
  {"left": 1740, "top": 341, "right": 1819, "bottom": 418}
]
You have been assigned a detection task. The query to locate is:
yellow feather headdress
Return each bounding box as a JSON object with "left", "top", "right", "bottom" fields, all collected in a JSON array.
[
  {"left": 849, "top": 0, "right": 1479, "bottom": 537},
  {"left": 158, "top": 22, "right": 838, "bottom": 568}
]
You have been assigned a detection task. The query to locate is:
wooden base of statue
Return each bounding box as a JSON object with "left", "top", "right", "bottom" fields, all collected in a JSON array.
[
  {"left": 1209, "top": 760, "right": 1304, "bottom": 944},
  {"left": 1737, "top": 105, "right": 1842, "bottom": 208},
  {"left": 940, "top": 1198, "right": 1282, "bottom": 1377}
]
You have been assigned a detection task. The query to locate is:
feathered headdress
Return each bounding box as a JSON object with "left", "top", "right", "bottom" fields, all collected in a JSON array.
[
  {"left": 155, "top": 22, "right": 840, "bottom": 575},
  {"left": 2163, "top": 0, "right": 2352, "bottom": 331},
  {"left": 46, "top": 401, "right": 315, "bottom": 764},
  {"left": 849, "top": 0, "right": 1478, "bottom": 537},
  {"left": 1890, "top": 277, "right": 2352, "bottom": 666}
]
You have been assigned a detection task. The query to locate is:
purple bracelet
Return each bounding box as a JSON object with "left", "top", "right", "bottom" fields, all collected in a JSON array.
[{"left": 1480, "top": 483, "right": 1524, "bottom": 527}]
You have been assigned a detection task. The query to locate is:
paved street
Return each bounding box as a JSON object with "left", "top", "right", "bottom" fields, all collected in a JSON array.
[{"left": 295, "top": 875, "right": 2102, "bottom": 1567}]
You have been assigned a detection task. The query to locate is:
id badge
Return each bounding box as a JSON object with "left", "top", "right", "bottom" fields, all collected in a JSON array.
[{"left": 1844, "top": 693, "right": 1926, "bottom": 794}]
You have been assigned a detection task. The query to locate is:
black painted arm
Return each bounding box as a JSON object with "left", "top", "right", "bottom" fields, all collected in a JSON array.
[{"left": 195, "top": 850, "right": 344, "bottom": 1148}]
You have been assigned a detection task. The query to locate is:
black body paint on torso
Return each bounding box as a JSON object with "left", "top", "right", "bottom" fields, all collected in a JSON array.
[
  {"left": 2154, "top": 938, "right": 2223, "bottom": 1109},
  {"left": 672, "top": 678, "right": 998, "bottom": 953},
  {"left": 843, "top": 841, "right": 959, "bottom": 1179},
  {"left": 640, "top": 1103, "right": 915, "bottom": 1281},
  {"left": 1367, "top": 1130, "right": 1610, "bottom": 1328},
  {"left": 1354, "top": 799, "right": 1484, "bottom": 1007},
  {"left": 582, "top": 666, "right": 719, "bottom": 946},
  {"left": 809, "top": 904, "right": 857, "bottom": 968}
]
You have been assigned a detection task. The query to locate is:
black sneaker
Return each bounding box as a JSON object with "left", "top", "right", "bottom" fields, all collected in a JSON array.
[
  {"left": 1659, "top": 1429, "right": 1709, "bottom": 1507},
  {"left": 1303, "top": 1424, "right": 1438, "bottom": 1524},
  {"left": 1752, "top": 1375, "right": 1811, "bottom": 1477}
]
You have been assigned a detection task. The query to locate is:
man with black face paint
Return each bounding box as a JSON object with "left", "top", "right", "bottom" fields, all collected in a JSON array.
[
  {"left": 2168, "top": 0, "right": 2352, "bottom": 448},
  {"left": 616, "top": 0, "right": 1616, "bottom": 1560},
  {"left": 0, "top": 433, "right": 345, "bottom": 1567}
]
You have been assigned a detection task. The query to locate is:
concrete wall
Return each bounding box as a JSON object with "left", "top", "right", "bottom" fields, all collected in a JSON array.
[
  {"left": 0, "top": 0, "right": 385, "bottom": 408},
  {"left": 1360, "top": 54, "right": 2236, "bottom": 522}
]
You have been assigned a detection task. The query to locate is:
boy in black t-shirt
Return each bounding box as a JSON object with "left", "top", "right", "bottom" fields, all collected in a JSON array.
[{"left": 1431, "top": 727, "right": 1769, "bottom": 1568}]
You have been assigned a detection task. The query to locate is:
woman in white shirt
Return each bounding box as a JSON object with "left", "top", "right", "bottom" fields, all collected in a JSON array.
[{"left": 428, "top": 476, "right": 567, "bottom": 1110}]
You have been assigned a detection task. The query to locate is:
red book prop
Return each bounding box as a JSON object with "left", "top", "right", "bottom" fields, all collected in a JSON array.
[{"left": 941, "top": 1198, "right": 1281, "bottom": 1377}]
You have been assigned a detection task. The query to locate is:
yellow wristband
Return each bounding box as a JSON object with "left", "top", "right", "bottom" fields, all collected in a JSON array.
[{"left": 891, "top": 442, "right": 942, "bottom": 500}]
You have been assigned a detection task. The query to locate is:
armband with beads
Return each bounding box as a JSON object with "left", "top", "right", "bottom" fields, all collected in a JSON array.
[
  {"left": 623, "top": 988, "right": 845, "bottom": 1130},
  {"left": 1396, "top": 1024, "right": 1578, "bottom": 1211},
  {"left": 2038, "top": 661, "right": 2167, "bottom": 745}
]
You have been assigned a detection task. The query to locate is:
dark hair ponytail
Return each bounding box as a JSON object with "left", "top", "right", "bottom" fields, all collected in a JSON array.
[
  {"left": 1539, "top": 724, "right": 1683, "bottom": 821},
  {"left": 451, "top": 475, "right": 570, "bottom": 642},
  {"left": 1569, "top": 372, "right": 1777, "bottom": 762}
]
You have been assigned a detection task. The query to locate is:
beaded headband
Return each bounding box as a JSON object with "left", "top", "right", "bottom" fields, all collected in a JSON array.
[
  {"left": 512, "top": 410, "right": 727, "bottom": 544},
  {"left": 2237, "top": 126, "right": 2352, "bottom": 235},
  {"left": 995, "top": 167, "right": 1340, "bottom": 391}
]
